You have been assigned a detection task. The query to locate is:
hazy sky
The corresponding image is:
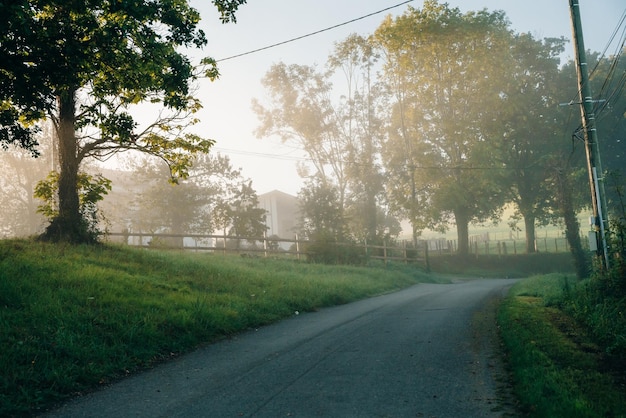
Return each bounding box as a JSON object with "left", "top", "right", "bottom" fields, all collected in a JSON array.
[{"left": 185, "top": 0, "right": 625, "bottom": 196}]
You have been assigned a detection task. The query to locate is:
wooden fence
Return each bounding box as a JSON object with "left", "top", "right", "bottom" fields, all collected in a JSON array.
[{"left": 105, "top": 232, "right": 429, "bottom": 267}]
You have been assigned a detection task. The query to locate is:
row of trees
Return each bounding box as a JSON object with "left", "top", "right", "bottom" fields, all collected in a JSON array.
[
  {"left": 1, "top": 0, "right": 624, "bottom": 270},
  {"left": 253, "top": 1, "right": 625, "bottom": 266}
]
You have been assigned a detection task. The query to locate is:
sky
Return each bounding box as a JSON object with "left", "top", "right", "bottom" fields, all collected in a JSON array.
[{"left": 180, "top": 0, "right": 625, "bottom": 196}]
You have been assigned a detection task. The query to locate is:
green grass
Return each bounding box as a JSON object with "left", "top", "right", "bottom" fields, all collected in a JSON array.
[
  {"left": 427, "top": 253, "right": 575, "bottom": 277},
  {"left": 498, "top": 275, "right": 626, "bottom": 417},
  {"left": 0, "top": 239, "right": 439, "bottom": 416}
]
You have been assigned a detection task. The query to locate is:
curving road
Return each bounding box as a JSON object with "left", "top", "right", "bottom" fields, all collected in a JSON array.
[{"left": 44, "top": 279, "right": 517, "bottom": 418}]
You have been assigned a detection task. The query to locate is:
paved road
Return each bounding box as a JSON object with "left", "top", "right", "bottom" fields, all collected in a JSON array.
[{"left": 44, "top": 279, "right": 517, "bottom": 418}]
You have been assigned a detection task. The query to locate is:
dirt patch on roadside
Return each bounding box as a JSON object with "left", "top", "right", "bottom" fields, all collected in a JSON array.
[{"left": 471, "top": 289, "right": 520, "bottom": 417}]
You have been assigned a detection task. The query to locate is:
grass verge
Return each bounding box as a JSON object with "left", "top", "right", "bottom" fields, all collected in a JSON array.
[
  {"left": 0, "top": 239, "right": 438, "bottom": 416},
  {"left": 498, "top": 274, "right": 626, "bottom": 417}
]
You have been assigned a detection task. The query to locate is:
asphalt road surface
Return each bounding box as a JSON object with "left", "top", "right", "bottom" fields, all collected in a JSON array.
[{"left": 43, "top": 279, "right": 518, "bottom": 418}]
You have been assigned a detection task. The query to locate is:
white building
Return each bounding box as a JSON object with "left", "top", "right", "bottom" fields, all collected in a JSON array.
[{"left": 258, "top": 190, "right": 299, "bottom": 239}]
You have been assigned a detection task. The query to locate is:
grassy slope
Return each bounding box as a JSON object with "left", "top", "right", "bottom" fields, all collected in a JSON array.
[
  {"left": 0, "top": 240, "right": 438, "bottom": 416},
  {"left": 498, "top": 274, "right": 626, "bottom": 417}
]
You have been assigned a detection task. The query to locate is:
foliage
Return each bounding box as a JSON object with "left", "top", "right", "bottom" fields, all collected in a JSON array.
[
  {"left": 221, "top": 181, "right": 268, "bottom": 239},
  {"left": 491, "top": 34, "right": 570, "bottom": 253},
  {"left": 304, "top": 232, "right": 367, "bottom": 265},
  {"left": 562, "top": 184, "right": 626, "bottom": 360},
  {"left": 0, "top": 0, "right": 244, "bottom": 243},
  {"left": 0, "top": 144, "right": 50, "bottom": 237},
  {"left": 498, "top": 285, "right": 626, "bottom": 417},
  {"left": 498, "top": 204, "right": 626, "bottom": 417},
  {"left": 591, "top": 47, "right": 626, "bottom": 188},
  {"left": 0, "top": 239, "right": 433, "bottom": 416},
  {"left": 428, "top": 253, "right": 575, "bottom": 278},
  {"left": 115, "top": 153, "right": 266, "bottom": 238},
  {"left": 297, "top": 177, "right": 346, "bottom": 240},
  {"left": 253, "top": 35, "right": 391, "bottom": 243},
  {"left": 34, "top": 171, "right": 112, "bottom": 243},
  {"left": 374, "top": 1, "right": 512, "bottom": 255}
]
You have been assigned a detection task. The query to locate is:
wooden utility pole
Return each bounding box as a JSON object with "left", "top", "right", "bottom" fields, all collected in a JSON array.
[{"left": 569, "top": 0, "right": 610, "bottom": 268}]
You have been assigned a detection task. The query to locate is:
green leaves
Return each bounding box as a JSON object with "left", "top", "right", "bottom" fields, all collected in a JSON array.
[
  {"left": 35, "top": 171, "right": 112, "bottom": 221},
  {"left": 212, "top": 0, "right": 247, "bottom": 24}
]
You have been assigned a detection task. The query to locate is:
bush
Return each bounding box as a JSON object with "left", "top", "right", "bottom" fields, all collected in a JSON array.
[{"left": 304, "top": 233, "right": 366, "bottom": 265}]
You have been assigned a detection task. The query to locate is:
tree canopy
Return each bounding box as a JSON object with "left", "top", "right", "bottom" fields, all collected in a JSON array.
[
  {"left": 0, "top": 0, "right": 245, "bottom": 242},
  {"left": 375, "top": 1, "right": 513, "bottom": 254}
]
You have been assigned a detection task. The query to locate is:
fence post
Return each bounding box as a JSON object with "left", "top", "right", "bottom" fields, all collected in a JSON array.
[
  {"left": 263, "top": 231, "right": 268, "bottom": 258},
  {"left": 295, "top": 234, "right": 301, "bottom": 261},
  {"left": 403, "top": 240, "right": 408, "bottom": 263},
  {"left": 363, "top": 238, "right": 370, "bottom": 259},
  {"left": 383, "top": 240, "right": 388, "bottom": 265}
]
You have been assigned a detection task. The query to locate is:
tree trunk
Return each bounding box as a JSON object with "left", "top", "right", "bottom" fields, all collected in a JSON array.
[
  {"left": 555, "top": 168, "right": 589, "bottom": 279},
  {"left": 41, "top": 89, "right": 87, "bottom": 243},
  {"left": 366, "top": 189, "right": 377, "bottom": 243},
  {"left": 523, "top": 214, "right": 537, "bottom": 253},
  {"left": 455, "top": 209, "right": 470, "bottom": 256}
]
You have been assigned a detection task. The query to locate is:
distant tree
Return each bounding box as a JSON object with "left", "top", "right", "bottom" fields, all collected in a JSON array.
[
  {"left": 375, "top": 1, "right": 512, "bottom": 255},
  {"left": 253, "top": 62, "right": 348, "bottom": 201},
  {"left": 122, "top": 153, "right": 266, "bottom": 240},
  {"left": 0, "top": 148, "right": 49, "bottom": 237},
  {"left": 0, "top": 0, "right": 246, "bottom": 243},
  {"left": 223, "top": 181, "right": 268, "bottom": 239},
  {"left": 0, "top": 123, "right": 55, "bottom": 237},
  {"left": 297, "top": 177, "right": 345, "bottom": 241},
  {"left": 327, "top": 34, "right": 385, "bottom": 243},
  {"left": 254, "top": 35, "right": 392, "bottom": 243},
  {"left": 127, "top": 160, "right": 205, "bottom": 235}
]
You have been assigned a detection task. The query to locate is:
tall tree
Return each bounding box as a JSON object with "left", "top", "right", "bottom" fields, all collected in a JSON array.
[
  {"left": 253, "top": 37, "right": 390, "bottom": 243},
  {"left": 0, "top": 0, "right": 246, "bottom": 243},
  {"left": 491, "top": 34, "right": 569, "bottom": 253},
  {"left": 375, "top": 1, "right": 512, "bottom": 255},
  {"left": 328, "top": 34, "right": 385, "bottom": 243},
  {"left": 253, "top": 62, "right": 349, "bottom": 202}
]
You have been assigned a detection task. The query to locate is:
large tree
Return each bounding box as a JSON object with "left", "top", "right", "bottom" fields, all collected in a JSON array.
[
  {"left": 491, "top": 34, "right": 569, "bottom": 253},
  {"left": 375, "top": 1, "right": 512, "bottom": 255},
  {"left": 0, "top": 0, "right": 246, "bottom": 243}
]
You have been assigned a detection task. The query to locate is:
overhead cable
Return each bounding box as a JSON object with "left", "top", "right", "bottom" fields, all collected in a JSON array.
[{"left": 216, "top": 1, "right": 414, "bottom": 62}]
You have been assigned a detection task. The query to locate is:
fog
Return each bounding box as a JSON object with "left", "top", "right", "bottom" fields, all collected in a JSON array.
[{"left": 1, "top": 2, "right": 624, "bottom": 258}]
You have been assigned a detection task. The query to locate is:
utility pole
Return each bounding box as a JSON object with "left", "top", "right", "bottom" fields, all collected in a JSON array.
[{"left": 568, "top": 0, "right": 610, "bottom": 269}]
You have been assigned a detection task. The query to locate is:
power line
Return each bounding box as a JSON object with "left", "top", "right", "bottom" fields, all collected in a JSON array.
[
  {"left": 216, "top": 1, "right": 414, "bottom": 62},
  {"left": 214, "top": 146, "right": 551, "bottom": 172}
]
